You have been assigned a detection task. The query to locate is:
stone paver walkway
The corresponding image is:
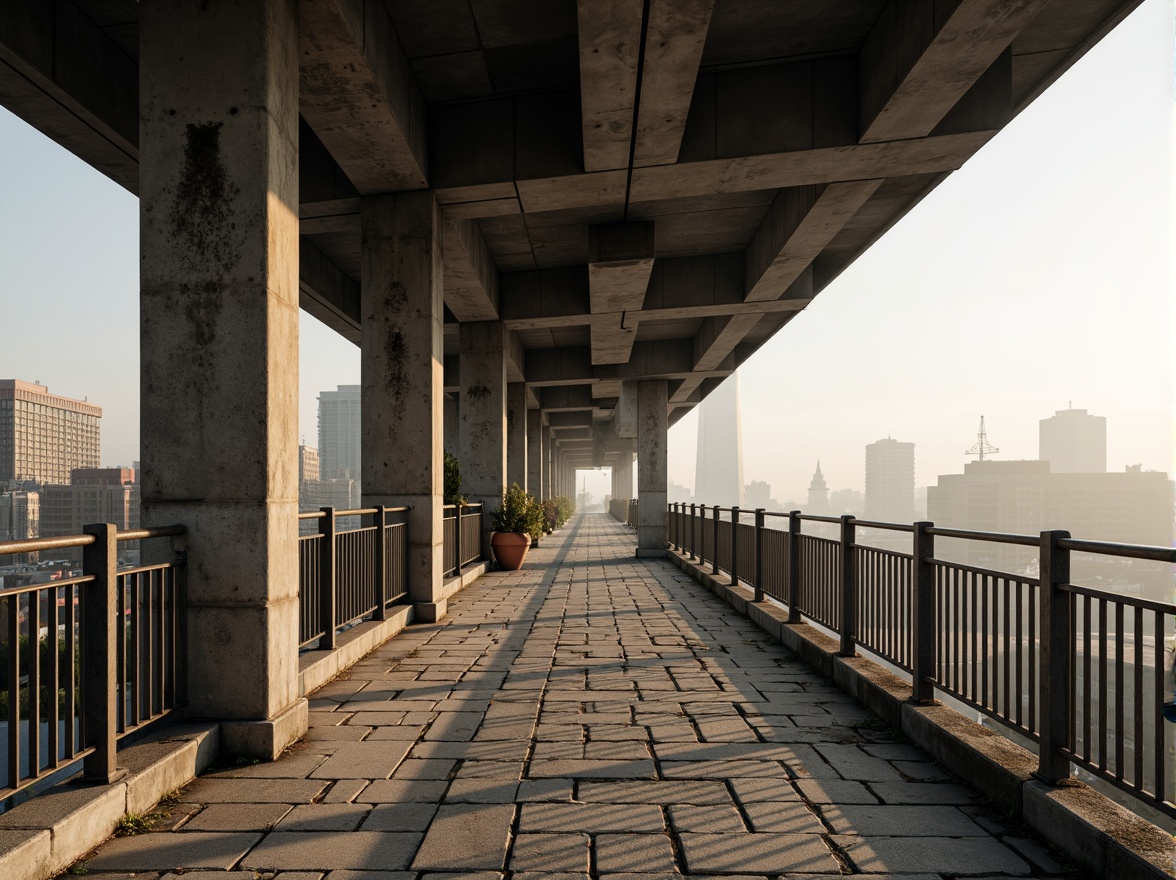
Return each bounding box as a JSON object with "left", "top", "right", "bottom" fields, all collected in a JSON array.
[{"left": 79, "top": 514, "right": 1073, "bottom": 880}]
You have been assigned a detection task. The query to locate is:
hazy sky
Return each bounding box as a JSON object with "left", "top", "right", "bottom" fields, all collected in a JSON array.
[
  {"left": 0, "top": 0, "right": 1171, "bottom": 509},
  {"left": 673, "top": 0, "right": 1175, "bottom": 501}
]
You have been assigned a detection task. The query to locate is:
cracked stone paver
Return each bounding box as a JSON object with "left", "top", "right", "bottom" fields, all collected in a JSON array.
[{"left": 73, "top": 513, "right": 1063, "bottom": 878}]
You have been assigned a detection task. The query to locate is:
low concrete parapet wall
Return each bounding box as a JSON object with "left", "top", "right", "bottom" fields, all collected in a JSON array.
[{"left": 668, "top": 548, "right": 1175, "bottom": 880}]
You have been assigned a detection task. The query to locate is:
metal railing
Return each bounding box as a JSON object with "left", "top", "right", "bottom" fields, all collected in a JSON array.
[
  {"left": 443, "top": 503, "right": 483, "bottom": 578},
  {"left": 670, "top": 502, "right": 1176, "bottom": 819},
  {"left": 0, "top": 524, "right": 187, "bottom": 801},
  {"left": 297, "top": 507, "right": 410, "bottom": 650},
  {"left": 608, "top": 498, "right": 635, "bottom": 525}
]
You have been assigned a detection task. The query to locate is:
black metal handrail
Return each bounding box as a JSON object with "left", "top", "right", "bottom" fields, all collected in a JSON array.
[
  {"left": 0, "top": 523, "right": 187, "bottom": 802},
  {"left": 441, "top": 503, "right": 484, "bottom": 578},
  {"left": 297, "top": 506, "right": 411, "bottom": 649},
  {"left": 669, "top": 501, "right": 1176, "bottom": 820}
]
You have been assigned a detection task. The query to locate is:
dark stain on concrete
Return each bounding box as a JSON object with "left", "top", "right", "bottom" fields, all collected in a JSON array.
[{"left": 467, "top": 382, "right": 491, "bottom": 401}]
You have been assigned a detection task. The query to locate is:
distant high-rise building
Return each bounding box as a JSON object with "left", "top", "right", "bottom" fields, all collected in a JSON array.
[
  {"left": 318, "top": 385, "right": 361, "bottom": 485},
  {"left": 0, "top": 490, "right": 40, "bottom": 543},
  {"left": 745, "top": 480, "right": 773, "bottom": 511},
  {"left": 0, "top": 380, "right": 101, "bottom": 485},
  {"left": 807, "top": 462, "right": 829, "bottom": 515},
  {"left": 928, "top": 461, "right": 1174, "bottom": 595},
  {"left": 41, "top": 467, "right": 140, "bottom": 561},
  {"left": 694, "top": 374, "right": 744, "bottom": 507},
  {"left": 865, "top": 438, "right": 915, "bottom": 524},
  {"left": 299, "top": 445, "right": 320, "bottom": 484},
  {"left": 1040, "top": 407, "right": 1106, "bottom": 473}
]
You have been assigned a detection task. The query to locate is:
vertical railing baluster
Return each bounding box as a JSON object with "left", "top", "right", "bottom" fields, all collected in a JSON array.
[
  {"left": 8, "top": 594, "right": 20, "bottom": 786},
  {"left": 375, "top": 506, "right": 388, "bottom": 620},
  {"left": 787, "top": 511, "right": 801, "bottom": 623},
  {"left": 912, "top": 521, "right": 935, "bottom": 703},
  {"left": 689, "top": 504, "right": 697, "bottom": 560},
  {"left": 47, "top": 585, "right": 60, "bottom": 769},
  {"left": 753, "top": 509, "right": 764, "bottom": 601},
  {"left": 81, "top": 522, "right": 122, "bottom": 782},
  {"left": 839, "top": 515, "right": 856, "bottom": 657},
  {"left": 711, "top": 506, "right": 720, "bottom": 574},
  {"left": 1037, "top": 530, "right": 1072, "bottom": 783},
  {"left": 730, "top": 507, "right": 740, "bottom": 587},
  {"left": 319, "top": 508, "right": 337, "bottom": 650}
]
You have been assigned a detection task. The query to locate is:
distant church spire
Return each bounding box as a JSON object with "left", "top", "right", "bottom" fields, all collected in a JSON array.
[{"left": 807, "top": 461, "right": 829, "bottom": 514}]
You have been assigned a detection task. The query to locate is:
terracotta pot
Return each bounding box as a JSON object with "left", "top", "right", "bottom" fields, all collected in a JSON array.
[{"left": 491, "top": 531, "right": 532, "bottom": 570}]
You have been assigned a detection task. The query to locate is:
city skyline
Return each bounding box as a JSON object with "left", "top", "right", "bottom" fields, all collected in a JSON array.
[{"left": 0, "top": 2, "right": 1170, "bottom": 511}]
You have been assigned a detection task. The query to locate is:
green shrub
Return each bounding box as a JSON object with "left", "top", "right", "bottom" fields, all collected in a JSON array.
[
  {"left": 443, "top": 452, "right": 465, "bottom": 505},
  {"left": 491, "top": 484, "right": 546, "bottom": 542},
  {"left": 542, "top": 495, "right": 576, "bottom": 531}
]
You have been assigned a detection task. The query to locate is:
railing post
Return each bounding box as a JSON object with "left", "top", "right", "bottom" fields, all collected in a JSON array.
[
  {"left": 911, "top": 521, "right": 935, "bottom": 703},
  {"left": 671, "top": 503, "right": 679, "bottom": 550},
  {"left": 689, "top": 504, "right": 697, "bottom": 560},
  {"left": 319, "top": 507, "right": 337, "bottom": 650},
  {"left": 454, "top": 504, "right": 463, "bottom": 575},
  {"left": 1037, "top": 529, "right": 1073, "bottom": 783},
  {"left": 374, "top": 506, "right": 388, "bottom": 620},
  {"left": 730, "top": 506, "right": 740, "bottom": 586},
  {"left": 711, "top": 505, "right": 720, "bottom": 574},
  {"left": 81, "top": 522, "right": 123, "bottom": 783},
  {"left": 839, "top": 514, "right": 857, "bottom": 657},
  {"left": 787, "top": 511, "right": 801, "bottom": 623},
  {"left": 754, "top": 508, "right": 765, "bottom": 602}
]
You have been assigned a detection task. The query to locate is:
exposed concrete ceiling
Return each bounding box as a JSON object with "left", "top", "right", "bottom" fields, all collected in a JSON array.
[{"left": 0, "top": 0, "right": 1145, "bottom": 428}]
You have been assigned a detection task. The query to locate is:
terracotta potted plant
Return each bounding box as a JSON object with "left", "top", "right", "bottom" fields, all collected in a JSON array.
[{"left": 490, "top": 483, "right": 544, "bottom": 570}]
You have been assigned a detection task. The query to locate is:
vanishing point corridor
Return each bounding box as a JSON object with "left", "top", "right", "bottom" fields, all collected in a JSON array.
[{"left": 82, "top": 515, "right": 1064, "bottom": 878}]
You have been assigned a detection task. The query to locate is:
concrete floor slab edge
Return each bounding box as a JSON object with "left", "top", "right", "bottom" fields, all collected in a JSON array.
[
  {"left": 666, "top": 548, "right": 1175, "bottom": 880},
  {"left": 0, "top": 723, "right": 219, "bottom": 880}
]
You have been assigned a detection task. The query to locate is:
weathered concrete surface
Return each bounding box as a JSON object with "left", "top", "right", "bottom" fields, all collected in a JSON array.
[
  {"left": 459, "top": 321, "right": 508, "bottom": 557},
  {"left": 526, "top": 408, "right": 543, "bottom": 496},
  {"left": 636, "top": 380, "right": 668, "bottom": 555},
  {"left": 64, "top": 514, "right": 1082, "bottom": 880},
  {"left": 506, "top": 382, "right": 528, "bottom": 489},
  {"left": 360, "top": 191, "right": 445, "bottom": 609},
  {"left": 138, "top": 0, "right": 303, "bottom": 756}
]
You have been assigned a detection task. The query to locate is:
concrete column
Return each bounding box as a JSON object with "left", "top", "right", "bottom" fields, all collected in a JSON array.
[
  {"left": 618, "top": 454, "right": 634, "bottom": 500},
  {"left": 527, "top": 409, "right": 543, "bottom": 497},
  {"left": 547, "top": 432, "right": 556, "bottom": 497},
  {"left": 444, "top": 394, "right": 459, "bottom": 456},
  {"left": 360, "top": 191, "right": 445, "bottom": 621},
  {"left": 636, "top": 381, "right": 669, "bottom": 557},
  {"left": 459, "top": 322, "right": 506, "bottom": 556},
  {"left": 139, "top": 0, "right": 303, "bottom": 759},
  {"left": 506, "top": 382, "right": 527, "bottom": 490}
]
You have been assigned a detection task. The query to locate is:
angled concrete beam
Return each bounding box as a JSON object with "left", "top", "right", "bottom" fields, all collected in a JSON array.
[
  {"left": 505, "top": 330, "right": 526, "bottom": 384},
  {"left": 443, "top": 218, "right": 499, "bottom": 321},
  {"left": 691, "top": 315, "right": 754, "bottom": 373},
  {"left": 633, "top": 0, "right": 716, "bottom": 167},
  {"left": 577, "top": 0, "right": 644, "bottom": 172},
  {"left": 744, "top": 181, "right": 882, "bottom": 303},
  {"left": 858, "top": 0, "right": 1040, "bottom": 143},
  {"left": 299, "top": 0, "right": 427, "bottom": 191},
  {"left": 0, "top": 3, "right": 138, "bottom": 193},
  {"left": 300, "top": 238, "right": 361, "bottom": 343},
  {"left": 589, "top": 223, "right": 655, "bottom": 365}
]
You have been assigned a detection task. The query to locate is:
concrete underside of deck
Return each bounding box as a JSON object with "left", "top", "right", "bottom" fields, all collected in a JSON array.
[{"left": 61, "top": 515, "right": 1121, "bottom": 878}]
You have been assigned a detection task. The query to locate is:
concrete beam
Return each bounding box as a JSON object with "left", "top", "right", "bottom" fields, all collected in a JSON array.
[
  {"left": 858, "top": 0, "right": 1039, "bottom": 144},
  {"left": 501, "top": 255, "right": 810, "bottom": 331},
  {"left": 0, "top": 2, "right": 138, "bottom": 193},
  {"left": 300, "top": 238, "right": 361, "bottom": 344},
  {"left": 443, "top": 218, "right": 499, "bottom": 322},
  {"left": 745, "top": 182, "right": 882, "bottom": 302},
  {"left": 299, "top": 0, "right": 427, "bottom": 191},
  {"left": 633, "top": 0, "right": 716, "bottom": 168},
  {"left": 547, "top": 411, "right": 594, "bottom": 429},
  {"left": 589, "top": 222, "right": 655, "bottom": 365},
  {"left": 538, "top": 385, "right": 595, "bottom": 412},
  {"left": 577, "top": 0, "right": 643, "bottom": 172}
]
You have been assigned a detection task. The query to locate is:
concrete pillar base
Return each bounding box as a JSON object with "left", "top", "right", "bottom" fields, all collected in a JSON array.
[
  {"left": 636, "top": 548, "right": 668, "bottom": 559},
  {"left": 415, "top": 599, "right": 448, "bottom": 623},
  {"left": 220, "top": 697, "right": 308, "bottom": 761}
]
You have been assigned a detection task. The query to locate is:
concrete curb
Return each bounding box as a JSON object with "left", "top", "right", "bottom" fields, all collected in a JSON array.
[
  {"left": 667, "top": 548, "right": 1176, "bottom": 880},
  {"left": 0, "top": 722, "right": 219, "bottom": 880},
  {"left": 298, "top": 559, "right": 489, "bottom": 697}
]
